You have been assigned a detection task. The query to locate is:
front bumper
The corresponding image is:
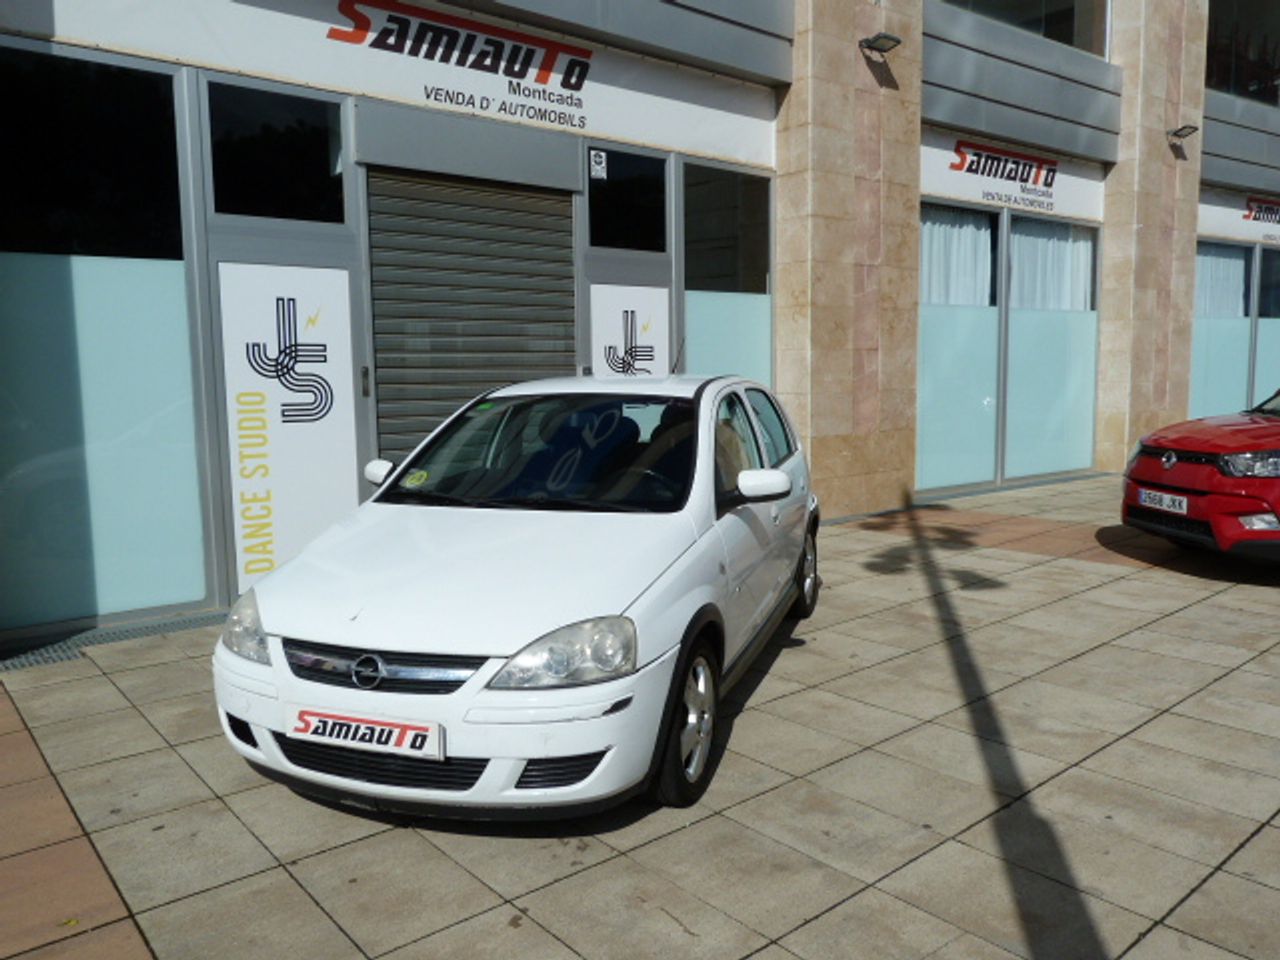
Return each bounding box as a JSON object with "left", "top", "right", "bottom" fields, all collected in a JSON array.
[
  {"left": 1122, "top": 473, "right": 1280, "bottom": 557},
  {"left": 212, "top": 639, "right": 679, "bottom": 816}
]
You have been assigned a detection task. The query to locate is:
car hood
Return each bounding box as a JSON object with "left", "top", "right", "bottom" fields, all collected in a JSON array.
[
  {"left": 1144, "top": 413, "right": 1280, "bottom": 454},
  {"left": 255, "top": 504, "right": 697, "bottom": 656}
]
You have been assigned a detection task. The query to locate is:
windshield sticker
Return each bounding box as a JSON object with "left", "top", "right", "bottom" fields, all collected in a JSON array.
[{"left": 402, "top": 469, "right": 430, "bottom": 488}]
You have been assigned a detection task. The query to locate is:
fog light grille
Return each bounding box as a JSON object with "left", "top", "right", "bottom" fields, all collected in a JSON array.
[
  {"left": 516, "top": 751, "right": 607, "bottom": 789},
  {"left": 226, "top": 713, "right": 258, "bottom": 748}
]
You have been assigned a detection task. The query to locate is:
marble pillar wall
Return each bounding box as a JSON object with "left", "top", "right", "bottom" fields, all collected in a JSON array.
[
  {"left": 776, "top": 0, "right": 924, "bottom": 518},
  {"left": 1097, "top": 0, "right": 1209, "bottom": 469}
]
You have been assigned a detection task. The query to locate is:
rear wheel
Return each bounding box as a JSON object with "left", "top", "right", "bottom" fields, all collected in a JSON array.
[
  {"left": 652, "top": 638, "right": 719, "bottom": 807},
  {"left": 789, "top": 525, "right": 819, "bottom": 619}
]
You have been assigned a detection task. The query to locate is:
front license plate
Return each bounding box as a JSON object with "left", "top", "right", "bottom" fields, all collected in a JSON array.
[
  {"left": 288, "top": 707, "right": 443, "bottom": 760},
  {"left": 1138, "top": 488, "right": 1188, "bottom": 515}
]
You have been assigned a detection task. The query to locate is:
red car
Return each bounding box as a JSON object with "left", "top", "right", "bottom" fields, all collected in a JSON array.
[{"left": 1123, "top": 394, "right": 1280, "bottom": 558}]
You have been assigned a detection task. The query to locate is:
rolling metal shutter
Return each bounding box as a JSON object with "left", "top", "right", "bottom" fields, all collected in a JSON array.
[{"left": 368, "top": 169, "right": 576, "bottom": 457}]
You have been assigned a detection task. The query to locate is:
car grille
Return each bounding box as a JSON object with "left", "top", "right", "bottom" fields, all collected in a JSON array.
[
  {"left": 1138, "top": 445, "right": 1219, "bottom": 467},
  {"left": 282, "top": 639, "right": 488, "bottom": 694},
  {"left": 515, "top": 751, "right": 608, "bottom": 789},
  {"left": 1126, "top": 505, "right": 1215, "bottom": 541},
  {"left": 273, "top": 733, "right": 488, "bottom": 791}
]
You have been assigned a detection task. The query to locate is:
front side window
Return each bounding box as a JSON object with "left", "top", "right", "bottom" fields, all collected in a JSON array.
[
  {"left": 380, "top": 394, "right": 695, "bottom": 512},
  {"left": 746, "top": 389, "right": 795, "bottom": 467},
  {"left": 209, "top": 83, "right": 344, "bottom": 222},
  {"left": 714, "top": 393, "right": 763, "bottom": 497}
]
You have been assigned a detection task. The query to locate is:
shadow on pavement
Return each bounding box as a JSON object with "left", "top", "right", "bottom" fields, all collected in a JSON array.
[
  {"left": 895, "top": 492, "right": 1112, "bottom": 960},
  {"left": 1095, "top": 525, "right": 1280, "bottom": 585}
]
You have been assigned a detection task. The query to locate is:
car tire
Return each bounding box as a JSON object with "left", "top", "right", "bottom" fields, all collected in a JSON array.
[
  {"left": 789, "top": 524, "right": 819, "bottom": 619},
  {"left": 652, "top": 637, "right": 719, "bottom": 807}
]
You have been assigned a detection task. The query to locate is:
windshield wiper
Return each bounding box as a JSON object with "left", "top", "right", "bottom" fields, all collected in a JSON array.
[
  {"left": 379, "top": 489, "right": 475, "bottom": 506},
  {"left": 467, "top": 496, "right": 649, "bottom": 513}
]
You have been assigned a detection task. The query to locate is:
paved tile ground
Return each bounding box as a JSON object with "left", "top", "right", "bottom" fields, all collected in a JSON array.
[{"left": 3, "top": 475, "right": 1279, "bottom": 960}]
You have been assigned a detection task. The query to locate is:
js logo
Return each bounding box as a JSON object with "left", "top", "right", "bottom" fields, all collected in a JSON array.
[
  {"left": 604, "top": 309, "right": 654, "bottom": 376},
  {"left": 246, "top": 297, "right": 334, "bottom": 422}
]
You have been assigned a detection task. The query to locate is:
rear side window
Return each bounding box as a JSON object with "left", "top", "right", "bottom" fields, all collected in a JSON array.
[{"left": 746, "top": 389, "right": 795, "bottom": 467}]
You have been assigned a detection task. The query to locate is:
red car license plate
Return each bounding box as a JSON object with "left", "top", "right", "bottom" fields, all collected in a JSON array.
[{"left": 1137, "top": 488, "right": 1188, "bottom": 515}]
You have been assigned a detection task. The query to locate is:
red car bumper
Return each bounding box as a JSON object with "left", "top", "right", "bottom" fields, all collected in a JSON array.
[{"left": 1123, "top": 457, "right": 1280, "bottom": 558}]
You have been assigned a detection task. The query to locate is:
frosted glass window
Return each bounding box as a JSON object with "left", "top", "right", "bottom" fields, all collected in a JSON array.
[
  {"left": 917, "top": 206, "right": 999, "bottom": 488},
  {"left": 1191, "top": 242, "right": 1252, "bottom": 416},
  {"left": 682, "top": 165, "right": 772, "bottom": 384},
  {"left": 0, "top": 50, "right": 205, "bottom": 634},
  {"left": 1253, "top": 249, "right": 1280, "bottom": 406},
  {"left": 1005, "top": 218, "right": 1097, "bottom": 478}
]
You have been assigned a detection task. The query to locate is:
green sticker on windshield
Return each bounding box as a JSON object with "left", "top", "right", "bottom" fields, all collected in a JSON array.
[
  {"left": 403, "top": 469, "right": 430, "bottom": 489},
  {"left": 476, "top": 402, "right": 494, "bottom": 410}
]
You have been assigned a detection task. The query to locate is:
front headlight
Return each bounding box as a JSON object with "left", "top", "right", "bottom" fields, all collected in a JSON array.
[
  {"left": 1126, "top": 441, "right": 1144, "bottom": 472},
  {"left": 1220, "top": 450, "right": 1280, "bottom": 478},
  {"left": 488, "top": 617, "right": 636, "bottom": 689},
  {"left": 221, "top": 590, "right": 271, "bottom": 664}
]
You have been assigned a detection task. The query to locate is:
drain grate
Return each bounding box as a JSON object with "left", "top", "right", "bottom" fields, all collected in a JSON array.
[{"left": 1, "top": 611, "right": 227, "bottom": 671}]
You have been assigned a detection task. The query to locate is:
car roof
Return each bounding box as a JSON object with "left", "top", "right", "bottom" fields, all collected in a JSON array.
[{"left": 489, "top": 375, "right": 739, "bottom": 400}]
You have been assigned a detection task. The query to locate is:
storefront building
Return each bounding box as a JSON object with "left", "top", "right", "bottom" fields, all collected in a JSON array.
[
  {"left": 0, "top": 0, "right": 786, "bottom": 647},
  {"left": 2, "top": 0, "right": 1279, "bottom": 647}
]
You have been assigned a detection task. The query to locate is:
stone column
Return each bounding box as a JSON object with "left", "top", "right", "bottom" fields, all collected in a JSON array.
[
  {"left": 1097, "top": 0, "right": 1209, "bottom": 469},
  {"left": 776, "top": 0, "right": 923, "bottom": 518}
]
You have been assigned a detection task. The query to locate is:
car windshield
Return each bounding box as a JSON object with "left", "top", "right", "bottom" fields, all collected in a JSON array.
[
  {"left": 1251, "top": 392, "right": 1280, "bottom": 416},
  {"left": 378, "top": 393, "right": 697, "bottom": 513}
]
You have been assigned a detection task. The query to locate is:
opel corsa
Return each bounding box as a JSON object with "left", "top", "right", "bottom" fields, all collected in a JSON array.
[
  {"left": 213, "top": 377, "right": 819, "bottom": 816},
  {"left": 1123, "top": 390, "right": 1280, "bottom": 557}
]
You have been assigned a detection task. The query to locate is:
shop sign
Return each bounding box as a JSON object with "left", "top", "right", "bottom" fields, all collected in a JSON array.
[
  {"left": 589, "top": 285, "right": 671, "bottom": 379},
  {"left": 1199, "top": 187, "right": 1280, "bottom": 246},
  {"left": 920, "top": 127, "right": 1103, "bottom": 221},
  {"left": 219, "top": 264, "right": 359, "bottom": 593},
  {"left": 10, "top": 0, "right": 775, "bottom": 167}
]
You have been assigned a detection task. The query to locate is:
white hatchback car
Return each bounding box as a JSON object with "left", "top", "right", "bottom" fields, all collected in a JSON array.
[{"left": 213, "top": 376, "right": 819, "bottom": 816}]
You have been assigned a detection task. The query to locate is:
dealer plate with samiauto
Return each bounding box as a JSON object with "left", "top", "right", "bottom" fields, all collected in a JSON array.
[
  {"left": 288, "top": 707, "right": 444, "bottom": 760},
  {"left": 1138, "top": 488, "right": 1188, "bottom": 515}
]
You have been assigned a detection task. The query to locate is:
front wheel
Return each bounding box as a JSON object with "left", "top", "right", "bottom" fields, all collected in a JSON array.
[
  {"left": 652, "top": 639, "right": 719, "bottom": 807},
  {"left": 789, "top": 525, "right": 819, "bottom": 619}
]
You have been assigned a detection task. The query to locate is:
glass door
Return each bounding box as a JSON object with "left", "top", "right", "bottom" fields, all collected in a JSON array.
[
  {"left": 1190, "top": 242, "right": 1252, "bottom": 417},
  {"left": 1005, "top": 217, "right": 1098, "bottom": 478},
  {"left": 916, "top": 205, "right": 1000, "bottom": 489}
]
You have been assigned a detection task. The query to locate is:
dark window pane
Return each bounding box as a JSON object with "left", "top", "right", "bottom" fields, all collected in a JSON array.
[
  {"left": 1261, "top": 250, "right": 1280, "bottom": 317},
  {"left": 684, "top": 165, "right": 769, "bottom": 294},
  {"left": 210, "top": 84, "right": 344, "bottom": 222},
  {"left": 940, "top": 0, "right": 1106, "bottom": 55},
  {"left": 588, "top": 149, "right": 665, "bottom": 252},
  {"left": 1206, "top": 0, "right": 1280, "bottom": 107},
  {"left": 0, "top": 47, "right": 181, "bottom": 259}
]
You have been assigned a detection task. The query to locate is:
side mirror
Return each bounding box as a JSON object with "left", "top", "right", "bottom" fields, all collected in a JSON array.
[
  {"left": 364, "top": 459, "right": 394, "bottom": 485},
  {"left": 737, "top": 468, "right": 791, "bottom": 502}
]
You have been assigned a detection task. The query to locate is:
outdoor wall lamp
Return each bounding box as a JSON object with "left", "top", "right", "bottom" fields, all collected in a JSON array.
[
  {"left": 1167, "top": 124, "right": 1199, "bottom": 141},
  {"left": 859, "top": 32, "right": 902, "bottom": 54}
]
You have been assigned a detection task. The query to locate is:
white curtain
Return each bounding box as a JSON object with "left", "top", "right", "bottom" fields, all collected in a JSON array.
[
  {"left": 1195, "top": 243, "right": 1250, "bottom": 317},
  {"left": 920, "top": 205, "right": 994, "bottom": 307},
  {"left": 1009, "top": 218, "right": 1096, "bottom": 311}
]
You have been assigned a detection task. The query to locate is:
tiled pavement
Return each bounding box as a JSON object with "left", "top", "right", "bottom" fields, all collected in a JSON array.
[{"left": 3, "top": 474, "right": 1279, "bottom": 960}]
